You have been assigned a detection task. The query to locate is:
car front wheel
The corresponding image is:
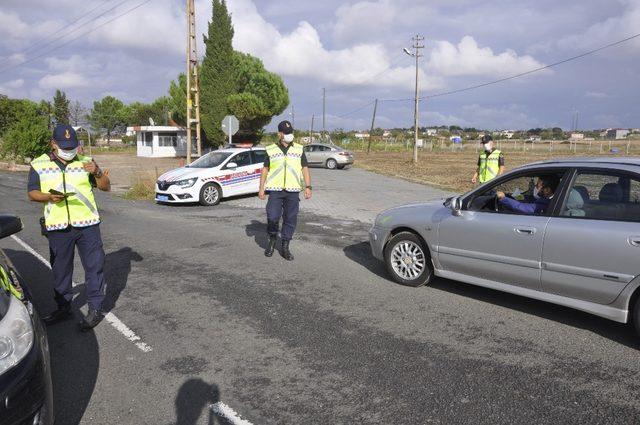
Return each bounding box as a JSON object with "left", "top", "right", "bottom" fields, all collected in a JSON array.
[
  {"left": 384, "top": 232, "right": 433, "bottom": 287},
  {"left": 326, "top": 158, "right": 338, "bottom": 169},
  {"left": 199, "top": 183, "right": 221, "bottom": 206}
]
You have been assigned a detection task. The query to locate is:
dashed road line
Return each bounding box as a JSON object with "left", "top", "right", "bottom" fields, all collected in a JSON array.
[
  {"left": 211, "top": 401, "right": 254, "bottom": 425},
  {"left": 11, "top": 234, "right": 153, "bottom": 353}
]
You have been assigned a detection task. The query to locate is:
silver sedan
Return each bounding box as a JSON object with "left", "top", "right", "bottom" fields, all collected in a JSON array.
[
  {"left": 303, "top": 143, "right": 354, "bottom": 169},
  {"left": 369, "top": 157, "right": 640, "bottom": 336}
]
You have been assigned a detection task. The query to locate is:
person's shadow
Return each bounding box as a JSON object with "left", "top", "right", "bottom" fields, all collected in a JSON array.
[
  {"left": 245, "top": 220, "right": 268, "bottom": 250},
  {"left": 70, "top": 247, "right": 143, "bottom": 313},
  {"left": 4, "top": 249, "right": 100, "bottom": 425},
  {"left": 175, "top": 379, "right": 235, "bottom": 425}
]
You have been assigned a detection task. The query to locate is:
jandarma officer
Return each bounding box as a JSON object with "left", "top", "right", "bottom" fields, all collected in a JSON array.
[
  {"left": 27, "top": 124, "right": 111, "bottom": 331},
  {"left": 472, "top": 134, "right": 505, "bottom": 185},
  {"left": 258, "top": 120, "right": 312, "bottom": 261}
]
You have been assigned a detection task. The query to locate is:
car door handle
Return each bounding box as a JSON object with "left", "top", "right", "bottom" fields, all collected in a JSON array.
[
  {"left": 514, "top": 227, "right": 536, "bottom": 235},
  {"left": 629, "top": 236, "right": 640, "bottom": 247}
]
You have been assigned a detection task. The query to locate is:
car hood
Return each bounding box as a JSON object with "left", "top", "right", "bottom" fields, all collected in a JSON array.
[
  {"left": 157, "top": 167, "right": 207, "bottom": 182},
  {"left": 375, "top": 200, "right": 448, "bottom": 227}
]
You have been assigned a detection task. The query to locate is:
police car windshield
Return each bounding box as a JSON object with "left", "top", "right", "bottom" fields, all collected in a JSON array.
[{"left": 187, "top": 152, "right": 232, "bottom": 168}]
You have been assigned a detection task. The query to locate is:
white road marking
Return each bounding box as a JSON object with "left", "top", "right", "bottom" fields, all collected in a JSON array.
[
  {"left": 10, "top": 234, "right": 153, "bottom": 353},
  {"left": 211, "top": 402, "right": 254, "bottom": 425}
]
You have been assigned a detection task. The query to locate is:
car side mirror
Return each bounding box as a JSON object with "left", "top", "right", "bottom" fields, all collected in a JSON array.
[
  {"left": 450, "top": 197, "right": 463, "bottom": 216},
  {"left": 226, "top": 162, "right": 238, "bottom": 169},
  {"left": 0, "top": 215, "right": 23, "bottom": 239}
]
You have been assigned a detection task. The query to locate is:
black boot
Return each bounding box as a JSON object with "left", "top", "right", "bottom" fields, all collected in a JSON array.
[
  {"left": 42, "top": 303, "right": 71, "bottom": 325},
  {"left": 80, "top": 309, "right": 104, "bottom": 332},
  {"left": 281, "top": 240, "right": 294, "bottom": 261},
  {"left": 264, "top": 236, "right": 277, "bottom": 257}
]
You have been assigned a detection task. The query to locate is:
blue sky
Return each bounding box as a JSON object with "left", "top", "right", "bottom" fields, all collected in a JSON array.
[{"left": 0, "top": 0, "right": 638, "bottom": 130}]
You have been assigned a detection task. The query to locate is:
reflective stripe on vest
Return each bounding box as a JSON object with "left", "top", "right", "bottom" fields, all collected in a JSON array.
[
  {"left": 265, "top": 143, "right": 304, "bottom": 192},
  {"left": 30, "top": 153, "right": 100, "bottom": 231},
  {"left": 478, "top": 150, "right": 502, "bottom": 183}
]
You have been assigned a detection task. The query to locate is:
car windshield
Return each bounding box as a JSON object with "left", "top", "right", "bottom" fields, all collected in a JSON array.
[{"left": 187, "top": 152, "right": 232, "bottom": 168}]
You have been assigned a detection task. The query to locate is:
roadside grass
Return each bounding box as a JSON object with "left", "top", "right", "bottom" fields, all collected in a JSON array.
[{"left": 122, "top": 171, "right": 156, "bottom": 200}]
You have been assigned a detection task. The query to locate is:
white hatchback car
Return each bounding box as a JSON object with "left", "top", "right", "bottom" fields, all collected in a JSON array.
[{"left": 155, "top": 147, "right": 267, "bottom": 206}]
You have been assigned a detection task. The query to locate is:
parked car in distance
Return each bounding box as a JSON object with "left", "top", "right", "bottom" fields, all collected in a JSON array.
[
  {"left": 155, "top": 146, "right": 266, "bottom": 206},
  {"left": 369, "top": 157, "right": 640, "bottom": 337},
  {"left": 0, "top": 214, "right": 54, "bottom": 425},
  {"left": 303, "top": 143, "right": 354, "bottom": 169}
]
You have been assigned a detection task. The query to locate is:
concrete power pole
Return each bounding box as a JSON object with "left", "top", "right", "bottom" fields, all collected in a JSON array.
[
  {"left": 186, "top": 0, "right": 202, "bottom": 164},
  {"left": 310, "top": 114, "right": 315, "bottom": 143},
  {"left": 367, "top": 99, "right": 378, "bottom": 154},
  {"left": 408, "top": 35, "right": 425, "bottom": 164},
  {"left": 322, "top": 88, "right": 326, "bottom": 141}
]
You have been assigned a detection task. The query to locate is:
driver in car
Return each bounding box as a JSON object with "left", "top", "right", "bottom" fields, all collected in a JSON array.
[{"left": 497, "top": 175, "right": 560, "bottom": 215}]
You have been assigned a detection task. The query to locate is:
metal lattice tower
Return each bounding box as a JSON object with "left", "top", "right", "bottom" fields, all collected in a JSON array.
[{"left": 186, "top": 0, "right": 202, "bottom": 163}]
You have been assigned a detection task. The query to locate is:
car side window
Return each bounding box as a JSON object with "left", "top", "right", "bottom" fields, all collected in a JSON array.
[
  {"left": 319, "top": 146, "right": 331, "bottom": 152},
  {"left": 468, "top": 174, "right": 537, "bottom": 213},
  {"left": 251, "top": 150, "right": 267, "bottom": 164},
  {"left": 560, "top": 172, "right": 640, "bottom": 222},
  {"left": 228, "top": 152, "right": 251, "bottom": 168},
  {"left": 303, "top": 145, "right": 313, "bottom": 152}
]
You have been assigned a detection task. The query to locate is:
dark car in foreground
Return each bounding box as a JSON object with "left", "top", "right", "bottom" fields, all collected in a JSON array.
[{"left": 0, "top": 215, "right": 53, "bottom": 425}]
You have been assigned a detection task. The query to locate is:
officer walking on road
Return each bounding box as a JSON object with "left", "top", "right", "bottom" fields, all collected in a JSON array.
[
  {"left": 27, "top": 125, "right": 111, "bottom": 331},
  {"left": 258, "top": 120, "right": 312, "bottom": 261},
  {"left": 472, "top": 134, "right": 505, "bottom": 185}
]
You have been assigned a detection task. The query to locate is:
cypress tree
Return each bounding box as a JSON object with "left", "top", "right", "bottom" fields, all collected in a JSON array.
[
  {"left": 53, "top": 89, "right": 70, "bottom": 125},
  {"left": 200, "top": 0, "right": 235, "bottom": 145}
]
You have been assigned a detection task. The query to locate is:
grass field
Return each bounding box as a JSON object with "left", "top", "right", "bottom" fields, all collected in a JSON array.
[{"left": 352, "top": 140, "right": 640, "bottom": 193}]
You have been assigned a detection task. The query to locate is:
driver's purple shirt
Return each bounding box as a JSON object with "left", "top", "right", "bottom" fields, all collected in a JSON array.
[{"left": 499, "top": 196, "right": 551, "bottom": 215}]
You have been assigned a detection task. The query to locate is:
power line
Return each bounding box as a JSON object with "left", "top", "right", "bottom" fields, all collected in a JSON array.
[
  {"left": 336, "top": 100, "right": 376, "bottom": 119},
  {"left": 0, "top": 0, "right": 114, "bottom": 67},
  {"left": 0, "top": 0, "right": 149, "bottom": 75},
  {"left": 383, "top": 31, "right": 640, "bottom": 102}
]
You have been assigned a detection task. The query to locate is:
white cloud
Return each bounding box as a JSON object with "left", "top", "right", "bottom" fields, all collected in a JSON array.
[
  {"left": 585, "top": 91, "right": 609, "bottom": 99},
  {"left": 39, "top": 72, "right": 90, "bottom": 90},
  {"left": 427, "top": 36, "right": 546, "bottom": 78},
  {"left": 0, "top": 78, "right": 25, "bottom": 97},
  {"left": 332, "top": 0, "right": 397, "bottom": 44}
]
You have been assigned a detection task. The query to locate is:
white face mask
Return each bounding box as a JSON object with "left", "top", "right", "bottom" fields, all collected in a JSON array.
[
  {"left": 283, "top": 134, "right": 294, "bottom": 143},
  {"left": 57, "top": 147, "right": 78, "bottom": 161},
  {"left": 483, "top": 142, "right": 493, "bottom": 152}
]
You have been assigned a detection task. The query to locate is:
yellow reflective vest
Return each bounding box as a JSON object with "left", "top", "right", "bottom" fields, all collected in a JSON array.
[
  {"left": 30, "top": 153, "right": 100, "bottom": 231},
  {"left": 478, "top": 149, "right": 502, "bottom": 183},
  {"left": 265, "top": 143, "right": 304, "bottom": 192}
]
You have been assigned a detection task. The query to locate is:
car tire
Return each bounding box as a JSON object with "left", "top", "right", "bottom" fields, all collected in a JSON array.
[
  {"left": 199, "top": 183, "right": 221, "bottom": 206},
  {"left": 326, "top": 158, "right": 338, "bottom": 170},
  {"left": 633, "top": 294, "right": 640, "bottom": 338},
  {"left": 383, "top": 231, "right": 433, "bottom": 287}
]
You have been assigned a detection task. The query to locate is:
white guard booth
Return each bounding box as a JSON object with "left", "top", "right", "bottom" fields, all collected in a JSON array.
[{"left": 131, "top": 126, "right": 193, "bottom": 158}]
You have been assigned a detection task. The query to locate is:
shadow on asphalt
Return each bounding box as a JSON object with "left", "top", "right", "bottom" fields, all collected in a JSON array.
[
  {"left": 4, "top": 249, "right": 100, "bottom": 425},
  {"left": 174, "top": 379, "right": 233, "bottom": 425},
  {"left": 245, "top": 219, "right": 268, "bottom": 250},
  {"left": 341, "top": 242, "right": 640, "bottom": 350}
]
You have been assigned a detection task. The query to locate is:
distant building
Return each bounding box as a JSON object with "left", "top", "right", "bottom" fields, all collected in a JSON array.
[
  {"left": 382, "top": 130, "right": 391, "bottom": 137},
  {"left": 570, "top": 133, "right": 585, "bottom": 140},
  {"left": 129, "top": 126, "right": 193, "bottom": 158},
  {"left": 354, "top": 132, "right": 370, "bottom": 139},
  {"left": 425, "top": 128, "right": 438, "bottom": 136},
  {"left": 606, "top": 129, "right": 630, "bottom": 140},
  {"left": 500, "top": 131, "right": 515, "bottom": 139}
]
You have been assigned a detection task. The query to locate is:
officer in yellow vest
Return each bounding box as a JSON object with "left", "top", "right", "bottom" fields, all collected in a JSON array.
[
  {"left": 27, "top": 125, "right": 111, "bottom": 330},
  {"left": 472, "top": 134, "right": 505, "bottom": 185},
  {"left": 258, "top": 120, "right": 312, "bottom": 261}
]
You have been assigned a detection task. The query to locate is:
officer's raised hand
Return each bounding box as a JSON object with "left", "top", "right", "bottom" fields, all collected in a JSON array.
[{"left": 83, "top": 159, "right": 99, "bottom": 175}]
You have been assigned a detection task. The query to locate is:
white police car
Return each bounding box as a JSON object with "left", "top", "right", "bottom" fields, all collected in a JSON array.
[{"left": 155, "top": 146, "right": 267, "bottom": 206}]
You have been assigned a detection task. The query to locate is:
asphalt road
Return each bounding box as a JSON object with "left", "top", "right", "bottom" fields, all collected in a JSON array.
[{"left": 1, "top": 168, "right": 640, "bottom": 425}]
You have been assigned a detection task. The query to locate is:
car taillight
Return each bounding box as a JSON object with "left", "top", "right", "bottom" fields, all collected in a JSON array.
[{"left": 338, "top": 152, "right": 351, "bottom": 156}]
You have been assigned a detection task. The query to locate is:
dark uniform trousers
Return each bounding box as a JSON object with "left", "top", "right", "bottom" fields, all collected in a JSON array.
[
  {"left": 266, "top": 191, "right": 300, "bottom": 241},
  {"left": 48, "top": 224, "right": 106, "bottom": 311}
]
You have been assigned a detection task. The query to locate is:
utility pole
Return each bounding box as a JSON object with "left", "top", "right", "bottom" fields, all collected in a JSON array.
[
  {"left": 322, "top": 88, "right": 326, "bottom": 141},
  {"left": 404, "top": 35, "right": 424, "bottom": 164},
  {"left": 290, "top": 104, "right": 295, "bottom": 129},
  {"left": 310, "top": 114, "right": 315, "bottom": 143},
  {"left": 367, "top": 99, "right": 378, "bottom": 154},
  {"left": 186, "top": 0, "right": 202, "bottom": 164}
]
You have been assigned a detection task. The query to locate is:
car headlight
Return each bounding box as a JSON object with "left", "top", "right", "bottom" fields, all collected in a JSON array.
[
  {"left": 175, "top": 178, "right": 198, "bottom": 188},
  {"left": 0, "top": 296, "right": 34, "bottom": 376}
]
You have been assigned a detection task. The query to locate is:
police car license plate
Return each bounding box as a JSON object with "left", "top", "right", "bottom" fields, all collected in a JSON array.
[{"left": 156, "top": 195, "right": 169, "bottom": 202}]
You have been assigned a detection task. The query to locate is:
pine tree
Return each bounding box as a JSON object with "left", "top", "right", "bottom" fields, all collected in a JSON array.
[
  {"left": 53, "top": 89, "right": 70, "bottom": 125},
  {"left": 200, "top": 0, "right": 235, "bottom": 145}
]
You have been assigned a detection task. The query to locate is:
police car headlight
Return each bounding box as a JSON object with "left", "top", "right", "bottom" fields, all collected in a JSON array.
[
  {"left": 0, "top": 296, "right": 34, "bottom": 376},
  {"left": 175, "top": 178, "right": 198, "bottom": 188}
]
